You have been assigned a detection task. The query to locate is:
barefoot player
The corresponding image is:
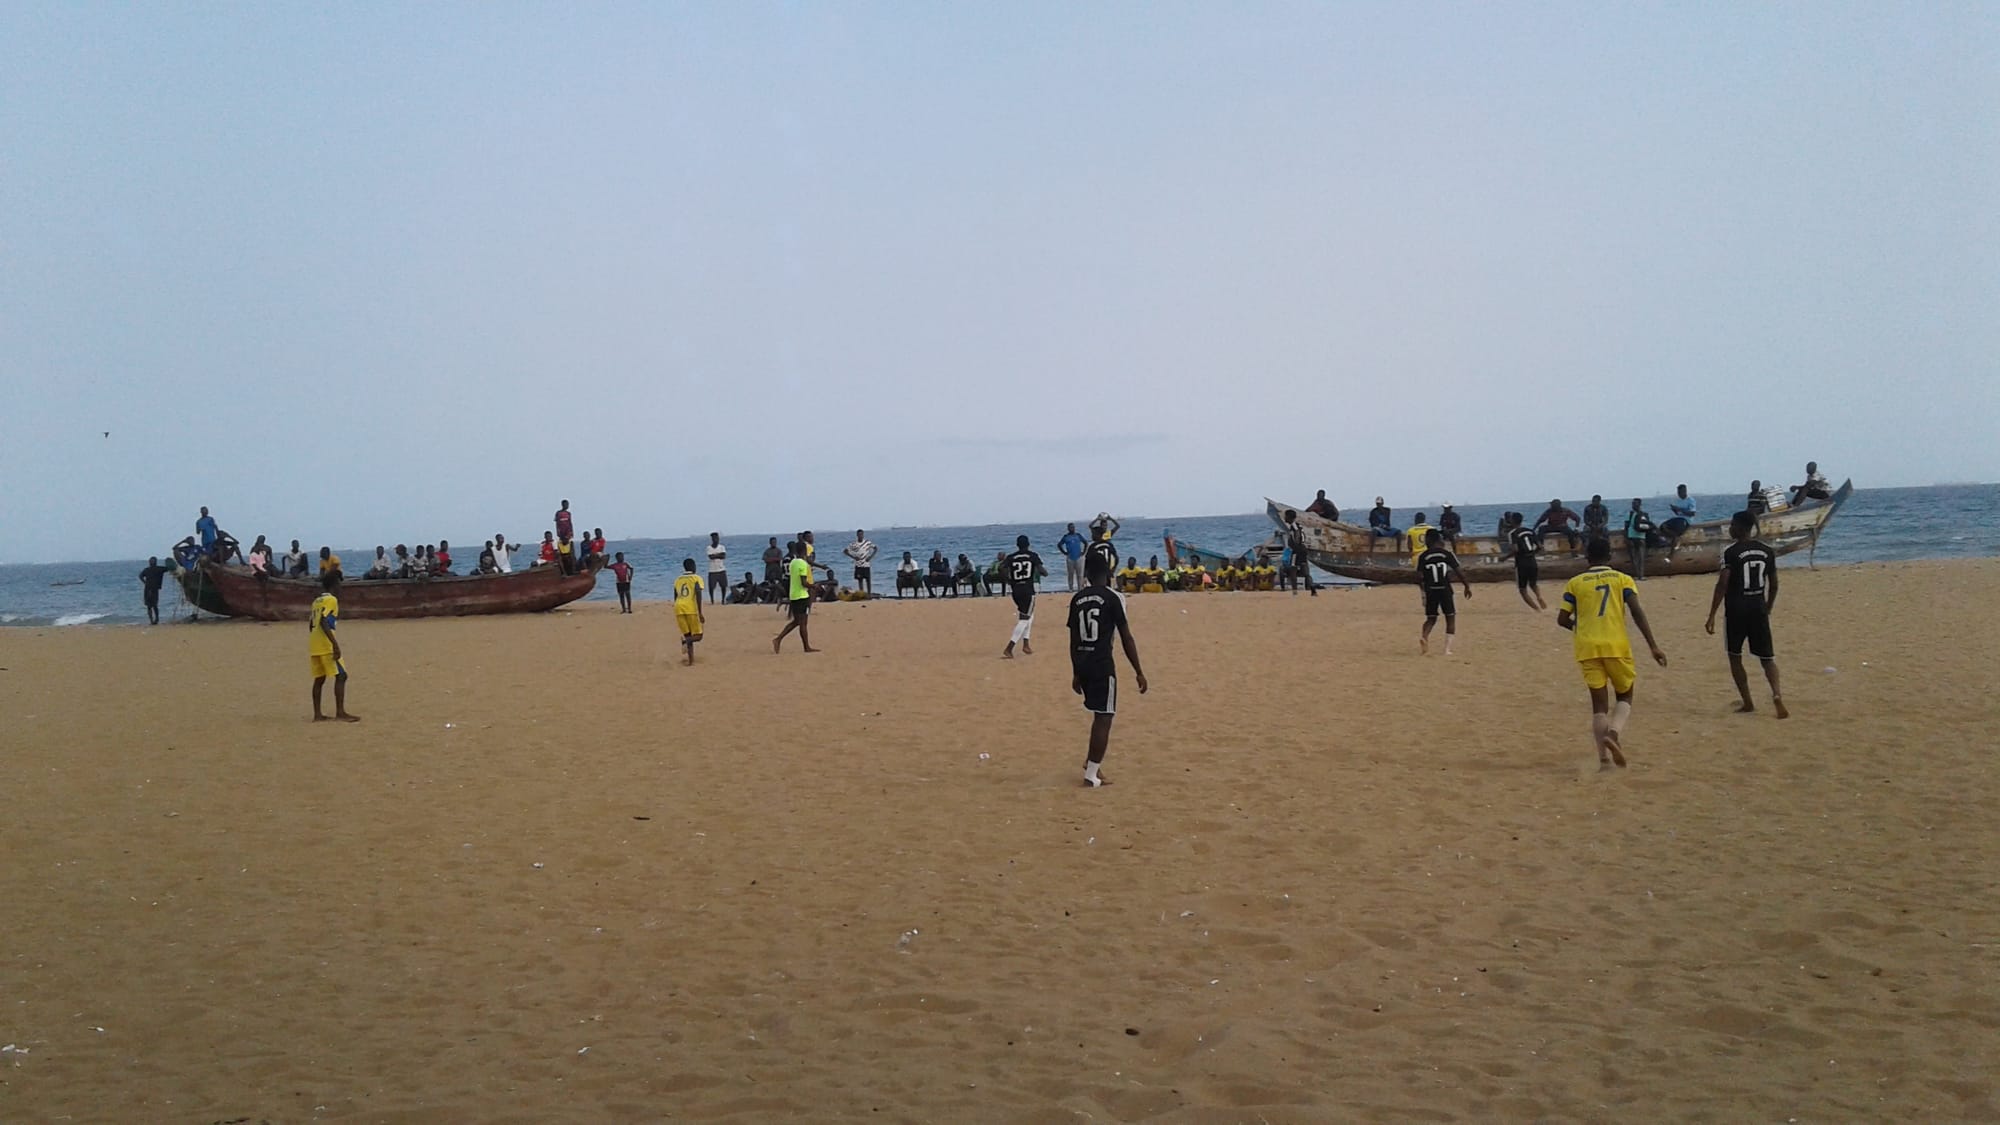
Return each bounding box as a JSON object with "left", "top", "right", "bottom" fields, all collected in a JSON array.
[
  {"left": 1416, "top": 529, "right": 1473, "bottom": 655},
  {"left": 772, "top": 541, "right": 819, "bottom": 653},
  {"left": 309, "top": 570, "right": 360, "bottom": 722},
  {"left": 1067, "top": 552, "right": 1148, "bottom": 787},
  {"left": 673, "top": 558, "right": 705, "bottom": 665},
  {"left": 1704, "top": 511, "right": 1788, "bottom": 717},
  {"left": 1556, "top": 537, "right": 1665, "bottom": 767},
  {"left": 1502, "top": 514, "right": 1546, "bottom": 610},
  {"left": 1000, "top": 534, "right": 1045, "bottom": 659}
]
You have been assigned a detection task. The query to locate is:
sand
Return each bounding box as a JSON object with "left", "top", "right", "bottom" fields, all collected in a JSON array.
[{"left": 2, "top": 560, "right": 1996, "bottom": 1122}]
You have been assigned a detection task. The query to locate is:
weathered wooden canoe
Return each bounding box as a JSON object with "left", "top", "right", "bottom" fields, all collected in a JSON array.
[
  {"left": 1264, "top": 480, "right": 1853, "bottom": 584},
  {"left": 176, "top": 558, "right": 600, "bottom": 621}
]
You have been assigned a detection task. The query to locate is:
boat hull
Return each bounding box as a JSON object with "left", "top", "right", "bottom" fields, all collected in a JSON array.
[
  {"left": 1264, "top": 481, "right": 1852, "bottom": 584},
  {"left": 179, "top": 560, "right": 601, "bottom": 621}
]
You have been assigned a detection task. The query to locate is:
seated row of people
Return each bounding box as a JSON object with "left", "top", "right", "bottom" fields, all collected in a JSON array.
[{"left": 1115, "top": 555, "right": 1281, "bottom": 592}]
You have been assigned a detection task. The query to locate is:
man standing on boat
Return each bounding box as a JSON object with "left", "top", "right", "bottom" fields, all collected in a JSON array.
[
  {"left": 554, "top": 500, "right": 574, "bottom": 546},
  {"left": 195, "top": 507, "right": 219, "bottom": 555},
  {"left": 493, "top": 533, "right": 515, "bottom": 573}
]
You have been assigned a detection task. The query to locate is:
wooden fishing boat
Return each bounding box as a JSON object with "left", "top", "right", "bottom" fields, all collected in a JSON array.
[
  {"left": 1263, "top": 480, "right": 1853, "bottom": 584},
  {"left": 176, "top": 558, "right": 600, "bottom": 621}
]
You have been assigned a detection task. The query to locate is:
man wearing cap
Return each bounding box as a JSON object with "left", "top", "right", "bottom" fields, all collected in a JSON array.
[{"left": 1367, "top": 497, "right": 1398, "bottom": 547}]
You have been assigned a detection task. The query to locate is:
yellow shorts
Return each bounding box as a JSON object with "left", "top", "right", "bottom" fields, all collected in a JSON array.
[
  {"left": 1578, "top": 656, "right": 1636, "bottom": 693},
  {"left": 309, "top": 653, "right": 346, "bottom": 679},
  {"left": 676, "top": 611, "right": 703, "bottom": 639}
]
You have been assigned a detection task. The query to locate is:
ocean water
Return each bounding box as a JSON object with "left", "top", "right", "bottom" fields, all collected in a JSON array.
[{"left": 2, "top": 485, "right": 1993, "bottom": 628}]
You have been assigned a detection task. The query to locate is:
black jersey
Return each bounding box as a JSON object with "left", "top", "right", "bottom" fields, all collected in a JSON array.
[
  {"left": 1003, "top": 549, "right": 1044, "bottom": 592},
  {"left": 1085, "top": 539, "right": 1118, "bottom": 578},
  {"left": 1721, "top": 539, "right": 1776, "bottom": 609},
  {"left": 1067, "top": 585, "right": 1128, "bottom": 675},
  {"left": 1507, "top": 526, "right": 1540, "bottom": 561},
  {"left": 1416, "top": 547, "right": 1460, "bottom": 591}
]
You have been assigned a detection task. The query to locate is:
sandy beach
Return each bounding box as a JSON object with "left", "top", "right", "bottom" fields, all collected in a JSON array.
[{"left": 2, "top": 559, "right": 1995, "bottom": 1122}]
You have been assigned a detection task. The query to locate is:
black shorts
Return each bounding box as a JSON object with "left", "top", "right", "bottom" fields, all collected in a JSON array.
[
  {"left": 765, "top": 563, "right": 783, "bottom": 581},
  {"left": 1515, "top": 559, "right": 1538, "bottom": 589},
  {"left": 615, "top": 582, "right": 631, "bottom": 593},
  {"left": 1725, "top": 604, "right": 1774, "bottom": 660},
  {"left": 1012, "top": 587, "right": 1035, "bottom": 618},
  {"left": 1423, "top": 587, "right": 1455, "bottom": 617},
  {"left": 789, "top": 598, "right": 811, "bottom": 621},
  {"left": 854, "top": 566, "right": 871, "bottom": 581},
  {"left": 1078, "top": 670, "right": 1117, "bottom": 715},
  {"left": 709, "top": 571, "right": 728, "bottom": 590}
]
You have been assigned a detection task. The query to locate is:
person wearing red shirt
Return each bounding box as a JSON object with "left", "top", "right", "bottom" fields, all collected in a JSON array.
[
  {"left": 554, "top": 500, "right": 574, "bottom": 543},
  {"left": 608, "top": 551, "right": 634, "bottom": 613},
  {"left": 538, "top": 532, "right": 558, "bottom": 566}
]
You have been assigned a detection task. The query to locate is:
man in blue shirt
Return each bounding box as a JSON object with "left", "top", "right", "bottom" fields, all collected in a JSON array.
[
  {"left": 1662, "top": 484, "right": 1698, "bottom": 559},
  {"left": 195, "top": 506, "right": 219, "bottom": 553},
  {"left": 1057, "top": 523, "right": 1087, "bottom": 591}
]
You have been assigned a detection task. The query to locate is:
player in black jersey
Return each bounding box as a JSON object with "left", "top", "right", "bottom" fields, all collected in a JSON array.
[
  {"left": 1705, "top": 511, "right": 1787, "bottom": 717},
  {"left": 1085, "top": 526, "right": 1118, "bottom": 584},
  {"left": 1067, "top": 552, "right": 1148, "bottom": 787},
  {"left": 1415, "top": 529, "right": 1473, "bottom": 655},
  {"left": 1000, "top": 534, "right": 1046, "bottom": 658},
  {"left": 1500, "top": 513, "right": 1545, "bottom": 610}
]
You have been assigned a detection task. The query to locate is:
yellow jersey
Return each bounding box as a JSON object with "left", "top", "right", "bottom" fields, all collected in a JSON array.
[
  {"left": 672, "top": 573, "right": 703, "bottom": 614},
  {"left": 1405, "top": 524, "right": 1436, "bottom": 560},
  {"left": 1562, "top": 566, "right": 1637, "bottom": 660},
  {"left": 319, "top": 554, "right": 342, "bottom": 575},
  {"left": 308, "top": 592, "right": 339, "bottom": 656}
]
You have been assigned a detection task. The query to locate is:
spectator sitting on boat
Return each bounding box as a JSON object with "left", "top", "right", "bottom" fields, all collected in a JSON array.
[
  {"left": 1582, "top": 495, "right": 1610, "bottom": 537},
  {"left": 536, "top": 533, "right": 557, "bottom": 567},
  {"left": 557, "top": 534, "right": 576, "bottom": 575},
  {"left": 172, "top": 536, "right": 202, "bottom": 570},
  {"left": 435, "top": 540, "right": 454, "bottom": 575},
  {"left": 1791, "top": 462, "right": 1832, "bottom": 504},
  {"left": 393, "top": 544, "right": 413, "bottom": 577},
  {"left": 247, "top": 535, "right": 275, "bottom": 574},
  {"left": 408, "top": 546, "right": 429, "bottom": 577},
  {"left": 895, "top": 551, "right": 921, "bottom": 598},
  {"left": 1439, "top": 504, "right": 1461, "bottom": 546},
  {"left": 925, "top": 550, "right": 952, "bottom": 597},
  {"left": 1745, "top": 480, "right": 1770, "bottom": 516},
  {"left": 363, "top": 547, "right": 392, "bottom": 580},
  {"left": 478, "top": 541, "right": 499, "bottom": 574},
  {"left": 284, "top": 540, "right": 309, "bottom": 577},
  {"left": 210, "top": 530, "right": 244, "bottom": 564},
  {"left": 1662, "top": 485, "right": 1697, "bottom": 558},
  {"left": 493, "top": 533, "right": 515, "bottom": 573},
  {"left": 318, "top": 546, "right": 342, "bottom": 577},
  {"left": 1306, "top": 490, "right": 1340, "bottom": 520},
  {"left": 1368, "top": 497, "right": 1397, "bottom": 540},
  {"left": 1534, "top": 500, "right": 1581, "bottom": 550},
  {"left": 587, "top": 529, "right": 607, "bottom": 567}
]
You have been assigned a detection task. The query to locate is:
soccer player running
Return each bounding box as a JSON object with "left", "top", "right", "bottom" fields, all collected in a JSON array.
[
  {"left": 308, "top": 570, "right": 359, "bottom": 722},
  {"left": 1000, "top": 534, "right": 1046, "bottom": 658},
  {"left": 772, "top": 541, "right": 820, "bottom": 653},
  {"left": 1704, "top": 511, "right": 1788, "bottom": 717},
  {"left": 1415, "top": 529, "right": 1473, "bottom": 655},
  {"left": 1557, "top": 538, "right": 1666, "bottom": 767},
  {"left": 609, "top": 551, "right": 635, "bottom": 613},
  {"left": 673, "top": 558, "right": 706, "bottom": 665},
  {"left": 1067, "top": 552, "right": 1148, "bottom": 788},
  {"left": 1502, "top": 514, "right": 1546, "bottom": 610}
]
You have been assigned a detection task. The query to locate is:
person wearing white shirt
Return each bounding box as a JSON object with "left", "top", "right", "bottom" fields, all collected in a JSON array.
[
  {"left": 705, "top": 533, "right": 729, "bottom": 605},
  {"left": 843, "top": 529, "right": 879, "bottom": 596},
  {"left": 492, "top": 533, "right": 515, "bottom": 573}
]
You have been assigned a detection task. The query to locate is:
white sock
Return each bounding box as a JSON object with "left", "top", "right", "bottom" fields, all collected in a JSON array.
[
  {"left": 1084, "top": 760, "right": 1100, "bottom": 783},
  {"left": 1610, "top": 700, "right": 1632, "bottom": 736}
]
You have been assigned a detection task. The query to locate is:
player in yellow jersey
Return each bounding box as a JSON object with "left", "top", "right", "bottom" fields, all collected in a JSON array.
[
  {"left": 672, "top": 558, "right": 706, "bottom": 665},
  {"left": 308, "top": 570, "right": 359, "bottom": 722},
  {"left": 1556, "top": 537, "right": 1664, "bottom": 767}
]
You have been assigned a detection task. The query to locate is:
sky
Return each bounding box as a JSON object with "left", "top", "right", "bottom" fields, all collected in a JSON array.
[{"left": 2, "top": 3, "right": 1995, "bottom": 564}]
